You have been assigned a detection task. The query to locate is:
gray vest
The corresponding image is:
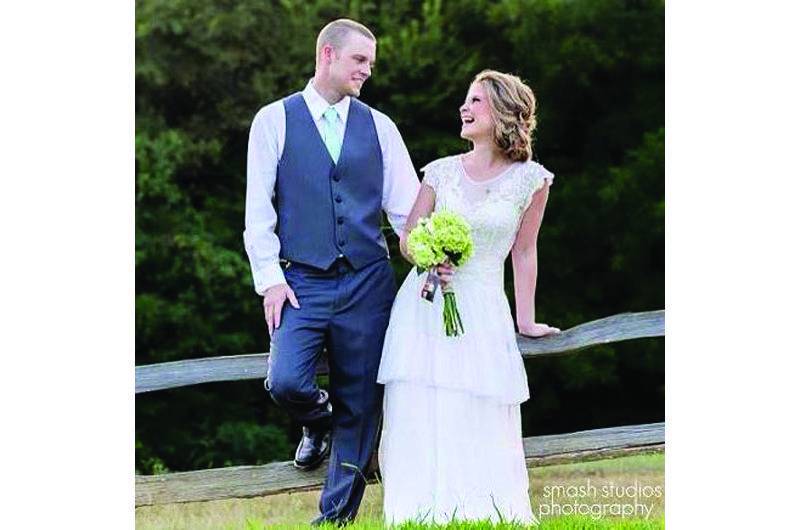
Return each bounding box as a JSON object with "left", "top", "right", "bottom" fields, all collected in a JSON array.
[{"left": 275, "top": 93, "right": 387, "bottom": 270}]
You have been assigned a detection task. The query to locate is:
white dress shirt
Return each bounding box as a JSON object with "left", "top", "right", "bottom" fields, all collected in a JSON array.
[{"left": 243, "top": 80, "right": 421, "bottom": 295}]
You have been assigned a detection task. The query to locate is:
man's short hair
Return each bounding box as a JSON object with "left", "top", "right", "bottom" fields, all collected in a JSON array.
[{"left": 316, "top": 19, "right": 376, "bottom": 57}]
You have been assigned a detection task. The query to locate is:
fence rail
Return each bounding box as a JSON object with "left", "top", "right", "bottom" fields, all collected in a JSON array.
[
  {"left": 136, "top": 422, "right": 664, "bottom": 506},
  {"left": 136, "top": 310, "right": 664, "bottom": 394},
  {"left": 135, "top": 309, "right": 665, "bottom": 506}
]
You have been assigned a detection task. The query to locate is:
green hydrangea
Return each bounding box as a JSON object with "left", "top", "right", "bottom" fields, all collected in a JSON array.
[
  {"left": 406, "top": 210, "right": 473, "bottom": 270},
  {"left": 428, "top": 210, "right": 473, "bottom": 266},
  {"left": 407, "top": 218, "right": 443, "bottom": 269}
]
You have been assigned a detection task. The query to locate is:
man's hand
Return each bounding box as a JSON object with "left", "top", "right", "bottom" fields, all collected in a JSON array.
[{"left": 263, "top": 283, "right": 300, "bottom": 335}]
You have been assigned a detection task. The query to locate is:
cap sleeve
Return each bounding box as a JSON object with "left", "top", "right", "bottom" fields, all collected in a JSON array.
[
  {"left": 521, "top": 161, "right": 555, "bottom": 211},
  {"left": 538, "top": 163, "right": 555, "bottom": 186},
  {"left": 419, "top": 157, "right": 450, "bottom": 193}
]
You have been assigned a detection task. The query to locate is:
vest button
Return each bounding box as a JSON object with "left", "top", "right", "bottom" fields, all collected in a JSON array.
[
  {"left": 335, "top": 196, "right": 342, "bottom": 203},
  {"left": 337, "top": 217, "right": 344, "bottom": 225},
  {"left": 339, "top": 239, "right": 346, "bottom": 246},
  {"left": 333, "top": 175, "right": 341, "bottom": 182}
]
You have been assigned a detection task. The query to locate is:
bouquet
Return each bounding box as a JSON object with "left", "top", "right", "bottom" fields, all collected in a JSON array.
[{"left": 406, "top": 210, "right": 474, "bottom": 336}]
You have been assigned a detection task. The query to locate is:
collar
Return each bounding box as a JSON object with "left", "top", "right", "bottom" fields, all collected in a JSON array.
[{"left": 302, "top": 80, "right": 351, "bottom": 124}]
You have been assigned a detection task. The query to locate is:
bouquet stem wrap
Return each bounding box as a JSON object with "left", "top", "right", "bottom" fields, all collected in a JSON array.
[{"left": 441, "top": 284, "right": 464, "bottom": 337}]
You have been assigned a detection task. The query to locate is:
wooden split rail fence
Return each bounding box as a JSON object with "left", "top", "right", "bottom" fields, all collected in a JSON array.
[{"left": 135, "top": 310, "right": 665, "bottom": 506}]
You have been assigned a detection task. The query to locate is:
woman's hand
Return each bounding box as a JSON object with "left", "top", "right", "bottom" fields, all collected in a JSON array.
[
  {"left": 518, "top": 322, "right": 561, "bottom": 338},
  {"left": 399, "top": 229, "right": 413, "bottom": 264},
  {"left": 436, "top": 261, "right": 456, "bottom": 288}
]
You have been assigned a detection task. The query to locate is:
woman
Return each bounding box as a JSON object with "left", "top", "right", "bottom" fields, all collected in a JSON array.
[{"left": 377, "top": 70, "right": 560, "bottom": 525}]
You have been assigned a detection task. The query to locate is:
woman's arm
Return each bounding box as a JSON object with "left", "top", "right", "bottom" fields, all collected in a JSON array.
[
  {"left": 511, "top": 182, "right": 560, "bottom": 337},
  {"left": 398, "top": 183, "right": 436, "bottom": 264}
]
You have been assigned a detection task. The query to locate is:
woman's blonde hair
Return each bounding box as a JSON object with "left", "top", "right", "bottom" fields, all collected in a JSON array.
[{"left": 473, "top": 70, "right": 538, "bottom": 162}]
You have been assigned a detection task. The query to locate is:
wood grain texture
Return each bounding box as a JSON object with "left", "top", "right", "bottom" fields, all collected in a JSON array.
[
  {"left": 518, "top": 310, "right": 664, "bottom": 358},
  {"left": 135, "top": 422, "right": 664, "bottom": 506},
  {"left": 136, "top": 311, "right": 664, "bottom": 393}
]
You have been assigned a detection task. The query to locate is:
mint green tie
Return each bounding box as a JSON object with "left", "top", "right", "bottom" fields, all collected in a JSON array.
[{"left": 322, "top": 106, "right": 342, "bottom": 163}]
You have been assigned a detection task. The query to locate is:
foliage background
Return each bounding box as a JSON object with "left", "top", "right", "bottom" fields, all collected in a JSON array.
[{"left": 136, "top": 0, "right": 664, "bottom": 474}]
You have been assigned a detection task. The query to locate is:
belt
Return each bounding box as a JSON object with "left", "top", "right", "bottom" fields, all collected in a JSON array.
[{"left": 282, "top": 257, "right": 353, "bottom": 277}]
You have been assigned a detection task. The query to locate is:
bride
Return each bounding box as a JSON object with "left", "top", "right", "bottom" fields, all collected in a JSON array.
[{"left": 377, "top": 69, "right": 560, "bottom": 525}]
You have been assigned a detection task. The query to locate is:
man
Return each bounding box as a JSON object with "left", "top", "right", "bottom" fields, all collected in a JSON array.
[{"left": 243, "top": 19, "right": 419, "bottom": 524}]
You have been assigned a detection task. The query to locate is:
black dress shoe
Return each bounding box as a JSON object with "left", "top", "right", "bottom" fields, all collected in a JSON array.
[{"left": 294, "top": 426, "right": 331, "bottom": 471}]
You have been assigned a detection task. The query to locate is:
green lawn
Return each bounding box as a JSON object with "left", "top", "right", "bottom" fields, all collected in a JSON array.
[{"left": 136, "top": 452, "right": 664, "bottom": 529}]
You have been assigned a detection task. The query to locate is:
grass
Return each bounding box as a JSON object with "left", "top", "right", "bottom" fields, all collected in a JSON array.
[
  {"left": 136, "top": 452, "right": 664, "bottom": 529},
  {"left": 240, "top": 517, "right": 665, "bottom": 529}
]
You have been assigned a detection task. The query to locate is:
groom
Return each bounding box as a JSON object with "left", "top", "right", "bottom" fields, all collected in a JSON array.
[{"left": 243, "top": 19, "right": 419, "bottom": 524}]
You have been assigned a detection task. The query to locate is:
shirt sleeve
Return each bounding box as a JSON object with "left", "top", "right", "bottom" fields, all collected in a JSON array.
[
  {"left": 374, "top": 110, "right": 421, "bottom": 235},
  {"left": 243, "top": 104, "right": 286, "bottom": 296}
]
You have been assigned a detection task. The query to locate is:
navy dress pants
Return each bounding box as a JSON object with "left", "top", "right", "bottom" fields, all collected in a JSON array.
[{"left": 266, "top": 257, "right": 396, "bottom": 522}]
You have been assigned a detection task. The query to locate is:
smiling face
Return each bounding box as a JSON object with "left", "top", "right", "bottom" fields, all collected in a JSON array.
[
  {"left": 459, "top": 82, "right": 495, "bottom": 142},
  {"left": 322, "top": 32, "right": 376, "bottom": 98}
]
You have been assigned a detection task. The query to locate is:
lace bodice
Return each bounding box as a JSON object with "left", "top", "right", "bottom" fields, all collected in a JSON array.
[{"left": 421, "top": 155, "right": 554, "bottom": 282}]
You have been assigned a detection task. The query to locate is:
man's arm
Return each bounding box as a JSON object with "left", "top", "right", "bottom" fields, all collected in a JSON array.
[
  {"left": 375, "top": 112, "right": 421, "bottom": 236},
  {"left": 243, "top": 105, "right": 286, "bottom": 295},
  {"left": 243, "top": 104, "right": 300, "bottom": 335}
]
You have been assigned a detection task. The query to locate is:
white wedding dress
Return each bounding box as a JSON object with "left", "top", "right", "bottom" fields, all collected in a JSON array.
[{"left": 377, "top": 154, "right": 554, "bottom": 525}]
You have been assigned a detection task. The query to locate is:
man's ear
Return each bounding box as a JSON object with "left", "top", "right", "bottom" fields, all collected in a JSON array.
[{"left": 321, "top": 44, "right": 336, "bottom": 64}]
